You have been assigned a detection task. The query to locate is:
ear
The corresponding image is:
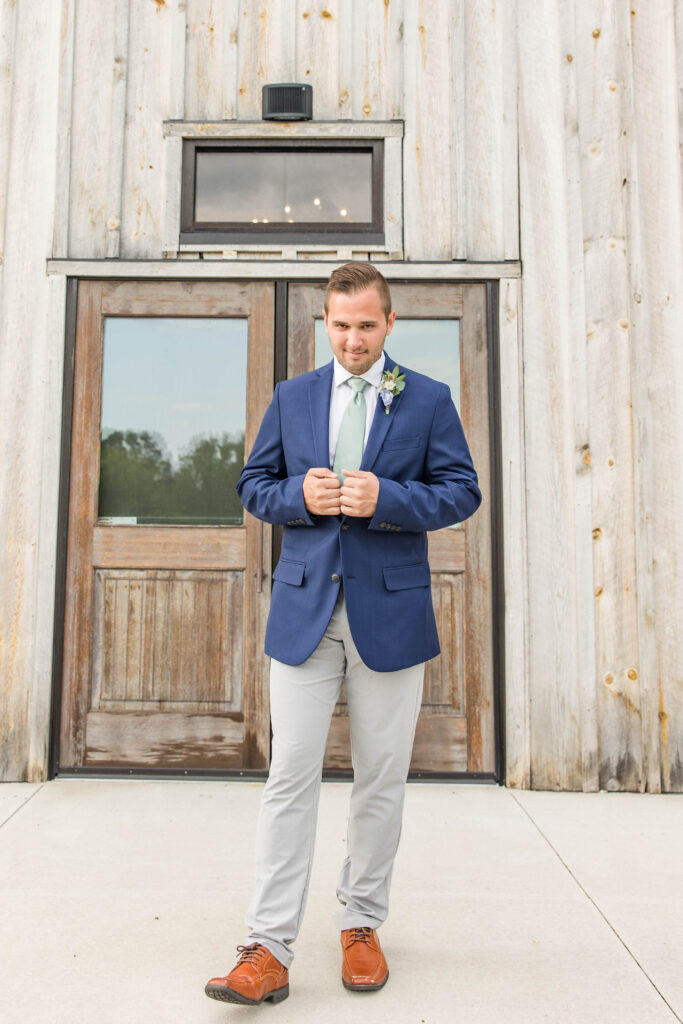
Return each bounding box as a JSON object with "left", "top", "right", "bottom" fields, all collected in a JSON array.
[{"left": 385, "top": 310, "right": 397, "bottom": 335}]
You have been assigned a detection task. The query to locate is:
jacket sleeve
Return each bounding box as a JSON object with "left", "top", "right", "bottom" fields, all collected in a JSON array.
[
  {"left": 368, "top": 383, "right": 482, "bottom": 533},
  {"left": 236, "top": 383, "right": 315, "bottom": 526}
]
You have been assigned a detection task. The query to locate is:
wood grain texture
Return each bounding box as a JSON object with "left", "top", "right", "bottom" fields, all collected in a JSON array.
[
  {"left": 91, "top": 569, "right": 243, "bottom": 711},
  {"left": 458, "top": 283, "right": 494, "bottom": 773},
  {"left": 324, "top": 713, "right": 468, "bottom": 774},
  {"left": 574, "top": 1, "right": 641, "bottom": 791},
  {"left": 402, "top": 0, "right": 453, "bottom": 259},
  {"left": 629, "top": 1, "right": 683, "bottom": 792},
  {"left": 517, "top": 2, "right": 585, "bottom": 790},
  {"left": 0, "top": 0, "right": 64, "bottom": 781},
  {"left": 84, "top": 711, "right": 245, "bottom": 768},
  {"left": 241, "top": 282, "right": 275, "bottom": 767},
  {"left": 120, "top": 0, "right": 185, "bottom": 257},
  {"left": 67, "top": 0, "right": 128, "bottom": 257},
  {"left": 463, "top": 0, "right": 519, "bottom": 260},
  {"left": 295, "top": 0, "right": 339, "bottom": 119},
  {"left": 184, "top": 0, "right": 239, "bottom": 120},
  {"left": 92, "top": 526, "right": 246, "bottom": 569},
  {"left": 60, "top": 282, "right": 105, "bottom": 766},
  {"left": 557, "top": 0, "right": 598, "bottom": 792},
  {"left": 498, "top": 279, "right": 531, "bottom": 788}
]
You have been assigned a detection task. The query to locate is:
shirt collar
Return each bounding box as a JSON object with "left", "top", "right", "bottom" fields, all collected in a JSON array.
[{"left": 332, "top": 351, "right": 386, "bottom": 389}]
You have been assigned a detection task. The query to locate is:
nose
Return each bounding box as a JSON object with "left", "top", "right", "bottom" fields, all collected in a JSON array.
[{"left": 346, "top": 329, "right": 364, "bottom": 349}]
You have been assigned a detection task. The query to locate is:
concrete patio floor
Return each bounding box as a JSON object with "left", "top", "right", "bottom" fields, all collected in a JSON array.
[{"left": 0, "top": 779, "right": 681, "bottom": 1024}]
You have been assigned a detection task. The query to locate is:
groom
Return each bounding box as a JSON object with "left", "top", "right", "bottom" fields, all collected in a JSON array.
[{"left": 205, "top": 263, "right": 481, "bottom": 1005}]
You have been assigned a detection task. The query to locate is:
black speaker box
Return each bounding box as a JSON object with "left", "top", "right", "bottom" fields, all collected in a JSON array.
[{"left": 262, "top": 83, "right": 313, "bottom": 121}]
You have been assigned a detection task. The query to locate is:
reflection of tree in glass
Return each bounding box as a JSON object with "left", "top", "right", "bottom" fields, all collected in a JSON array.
[
  {"left": 174, "top": 433, "right": 244, "bottom": 522},
  {"left": 98, "top": 429, "right": 245, "bottom": 524}
]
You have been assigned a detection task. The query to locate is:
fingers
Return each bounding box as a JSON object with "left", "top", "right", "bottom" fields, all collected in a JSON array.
[{"left": 303, "top": 467, "right": 341, "bottom": 515}]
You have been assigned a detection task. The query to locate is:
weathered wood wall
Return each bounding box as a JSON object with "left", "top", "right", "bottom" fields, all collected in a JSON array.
[{"left": 0, "top": 0, "right": 681, "bottom": 789}]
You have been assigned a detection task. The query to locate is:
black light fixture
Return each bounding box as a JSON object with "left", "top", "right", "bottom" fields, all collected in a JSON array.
[{"left": 262, "top": 83, "right": 313, "bottom": 121}]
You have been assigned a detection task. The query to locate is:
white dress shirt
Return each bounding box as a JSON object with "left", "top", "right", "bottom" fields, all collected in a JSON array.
[{"left": 328, "top": 352, "right": 386, "bottom": 468}]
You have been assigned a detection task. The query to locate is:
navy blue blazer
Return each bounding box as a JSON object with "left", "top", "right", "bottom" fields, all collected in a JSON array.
[{"left": 236, "top": 353, "right": 482, "bottom": 672}]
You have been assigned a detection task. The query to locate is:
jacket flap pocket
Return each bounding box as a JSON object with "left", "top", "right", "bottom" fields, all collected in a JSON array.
[
  {"left": 273, "top": 558, "right": 305, "bottom": 586},
  {"left": 382, "top": 562, "right": 431, "bottom": 591},
  {"left": 381, "top": 435, "right": 421, "bottom": 453}
]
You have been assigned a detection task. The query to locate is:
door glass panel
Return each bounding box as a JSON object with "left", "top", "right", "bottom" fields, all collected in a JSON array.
[
  {"left": 98, "top": 317, "right": 247, "bottom": 526},
  {"left": 314, "top": 318, "right": 461, "bottom": 410}
]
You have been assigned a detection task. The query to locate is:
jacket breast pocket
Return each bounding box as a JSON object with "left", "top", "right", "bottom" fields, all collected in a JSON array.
[
  {"left": 382, "top": 562, "right": 431, "bottom": 591},
  {"left": 272, "top": 558, "right": 305, "bottom": 586},
  {"left": 380, "top": 435, "right": 422, "bottom": 453}
]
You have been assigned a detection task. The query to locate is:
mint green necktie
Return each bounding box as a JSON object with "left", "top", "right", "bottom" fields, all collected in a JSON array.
[{"left": 333, "top": 377, "right": 369, "bottom": 485}]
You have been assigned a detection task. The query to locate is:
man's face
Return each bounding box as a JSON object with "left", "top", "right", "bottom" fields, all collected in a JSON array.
[{"left": 323, "top": 286, "right": 396, "bottom": 376}]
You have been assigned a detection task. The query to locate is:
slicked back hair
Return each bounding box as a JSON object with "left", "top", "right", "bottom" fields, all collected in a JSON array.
[{"left": 324, "top": 262, "right": 393, "bottom": 321}]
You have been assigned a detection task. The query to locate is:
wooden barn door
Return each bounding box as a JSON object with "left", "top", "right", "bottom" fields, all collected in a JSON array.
[
  {"left": 288, "top": 283, "right": 494, "bottom": 775},
  {"left": 59, "top": 281, "right": 274, "bottom": 770}
]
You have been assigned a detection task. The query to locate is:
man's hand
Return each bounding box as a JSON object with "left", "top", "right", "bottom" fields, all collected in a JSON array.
[
  {"left": 339, "top": 470, "right": 380, "bottom": 517},
  {"left": 303, "top": 468, "right": 341, "bottom": 515}
]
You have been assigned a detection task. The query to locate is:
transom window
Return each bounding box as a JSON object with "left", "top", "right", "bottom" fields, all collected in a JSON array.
[{"left": 181, "top": 139, "right": 384, "bottom": 245}]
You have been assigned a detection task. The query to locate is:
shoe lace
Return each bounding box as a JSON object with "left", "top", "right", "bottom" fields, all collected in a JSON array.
[
  {"left": 348, "top": 927, "right": 373, "bottom": 944},
  {"left": 235, "top": 943, "right": 267, "bottom": 964}
]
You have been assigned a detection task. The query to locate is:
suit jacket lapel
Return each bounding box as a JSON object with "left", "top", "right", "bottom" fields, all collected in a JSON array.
[
  {"left": 308, "top": 361, "right": 333, "bottom": 467},
  {"left": 360, "top": 351, "right": 405, "bottom": 473}
]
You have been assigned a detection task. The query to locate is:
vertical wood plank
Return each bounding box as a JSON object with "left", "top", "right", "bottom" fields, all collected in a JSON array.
[
  {"left": 295, "top": 0, "right": 340, "bottom": 119},
  {"left": 0, "top": 0, "right": 17, "bottom": 288},
  {"left": 629, "top": 1, "right": 683, "bottom": 791},
  {"left": 403, "top": 0, "right": 453, "bottom": 259},
  {"left": 0, "top": 0, "right": 63, "bottom": 780},
  {"left": 459, "top": 284, "right": 494, "bottom": 773},
  {"left": 242, "top": 282, "right": 275, "bottom": 767},
  {"left": 59, "top": 282, "right": 104, "bottom": 765},
  {"left": 574, "top": 0, "right": 642, "bottom": 791},
  {"left": 184, "top": 0, "right": 243, "bottom": 120},
  {"left": 557, "top": 0, "right": 599, "bottom": 791},
  {"left": 185, "top": 0, "right": 228, "bottom": 119},
  {"left": 463, "top": 0, "right": 518, "bottom": 260},
  {"left": 67, "top": 0, "right": 129, "bottom": 256},
  {"left": 236, "top": 0, "right": 297, "bottom": 119},
  {"left": 120, "top": 0, "right": 185, "bottom": 257},
  {"left": 350, "top": 0, "right": 404, "bottom": 120},
  {"left": 52, "top": 0, "right": 75, "bottom": 258},
  {"left": 517, "top": 0, "right": 584, "bottom": 789},
  {"left": 499, "top": 278, "right": 531, "bottom": 788}
]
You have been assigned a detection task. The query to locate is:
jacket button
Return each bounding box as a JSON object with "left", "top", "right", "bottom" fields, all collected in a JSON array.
[
  {"left": 331, "top": 573, "right": 340, "bottom": 583},
  {"left": 341, "top": 523, "right": 349, "bottom": 531},
  {"left": 380, "top": 521, "right": 387, "bottom": 528}
]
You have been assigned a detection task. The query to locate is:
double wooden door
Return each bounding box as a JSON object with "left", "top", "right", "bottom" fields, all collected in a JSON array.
[{"left": 58, "top": 279, "right": 493, "bottom": 775}]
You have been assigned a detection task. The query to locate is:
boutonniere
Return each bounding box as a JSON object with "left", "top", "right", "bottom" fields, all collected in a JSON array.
[{"left": 378, "top": 366, "right": 406, "bottom": 414}]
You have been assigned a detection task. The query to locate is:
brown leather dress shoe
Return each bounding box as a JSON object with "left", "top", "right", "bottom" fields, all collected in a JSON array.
[
  {"left": 205, "top": 943, "right": 289, "bottom": 1005},
  {"left": 340, "top": 927, "right": 389, "bottom": 992}
]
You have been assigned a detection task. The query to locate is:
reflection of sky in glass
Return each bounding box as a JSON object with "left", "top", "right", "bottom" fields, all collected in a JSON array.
[
  {"left": 314, "top": 319, "right": 461, "bottom": 410},
  {"left": 101, "top": 318, "right": 247, "bottom": 466},
  {"left": 195, "top": 150, "right": 372, "bottom": 223}
]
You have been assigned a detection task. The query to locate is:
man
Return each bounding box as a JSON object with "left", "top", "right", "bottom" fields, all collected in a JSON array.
[{"left": 205, "top": 263, "right": 481, "bottom": 1006}]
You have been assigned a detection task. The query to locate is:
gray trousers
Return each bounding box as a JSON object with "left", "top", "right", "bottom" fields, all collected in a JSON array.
[{"left": 245, "top": 590, "right": 425, "bottom": 968}]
